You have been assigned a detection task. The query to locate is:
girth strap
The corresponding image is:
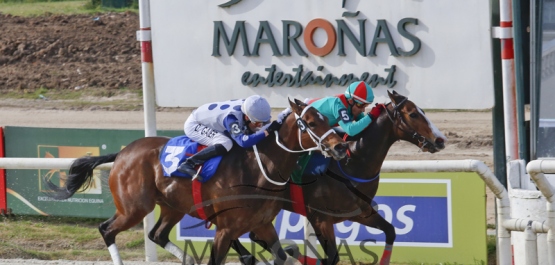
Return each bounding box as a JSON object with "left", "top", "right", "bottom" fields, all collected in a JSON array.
[
  {"left": 290, "top": 184, "right": 307, "bottom": 216},
  {"left": 191, "top": 179, "right": 213, "bottom": 229}
]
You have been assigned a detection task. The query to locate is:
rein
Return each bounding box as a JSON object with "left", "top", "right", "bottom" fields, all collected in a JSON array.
[
  {"left": 336, "top": 160, "right": 380, "bottom": 183},
  {"left": 252, "top": 145, "right": 289, "bottom": 186},
  {"left": 253, "top": 105, "right": 336, "bottom": 186},
  {"left": 325, "top": 169, "right": 376, "bottom": 208},
  {"left": 384, "top": 98, "right": 432, "bottom": 151},
  {"left": 275, "top": 105, "right": 336, "bottom": 153}
]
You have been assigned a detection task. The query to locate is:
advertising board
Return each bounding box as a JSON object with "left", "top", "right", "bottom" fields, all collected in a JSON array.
[{"left": 172, "top": 173, "right": 486, "bottom": 264}]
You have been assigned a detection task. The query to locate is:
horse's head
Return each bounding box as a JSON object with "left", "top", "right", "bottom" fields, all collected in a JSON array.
[
  {"left": 385, "top": 90, "right": 447, "bottom": 153},
  {"left": 283, "top": 98, "right": 348, "bottom": 160}
]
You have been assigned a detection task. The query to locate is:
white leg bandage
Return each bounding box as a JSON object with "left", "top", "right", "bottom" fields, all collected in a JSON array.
[{"left": 108, "top": 244, "right": 123, "bottom": 265}]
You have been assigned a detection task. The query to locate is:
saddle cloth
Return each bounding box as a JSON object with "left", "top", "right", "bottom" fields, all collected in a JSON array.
[
  {"left": 160, "top": 135, "right": 223, "bottom": 183},
  {"left": 303, "top": 152, "right": 332, "bottom": 177}
]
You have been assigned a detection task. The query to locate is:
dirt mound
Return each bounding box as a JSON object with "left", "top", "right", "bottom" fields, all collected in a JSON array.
[{"left": 0, "top": 12, "right": 141, "bottom": 92}]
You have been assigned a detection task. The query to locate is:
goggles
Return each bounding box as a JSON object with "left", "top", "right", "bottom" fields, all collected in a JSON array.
[{"left": 354, "top": 101, "right": 370, "bottom": 108}]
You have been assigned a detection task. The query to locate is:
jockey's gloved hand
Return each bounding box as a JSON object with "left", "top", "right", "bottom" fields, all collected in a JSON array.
[
  {"left": 276, "top": 108, "right": 291, "bottom": 124},
  {"left": 368, "top": 103, "right": 385, "bottom": 120},
  {"left": 266, "top": 120, "right": 282, "bottom": 134}
]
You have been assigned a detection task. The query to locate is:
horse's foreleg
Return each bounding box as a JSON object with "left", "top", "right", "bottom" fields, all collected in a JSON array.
[
  {"left": 209, "top": 228, "right": 234, "bottom": 265},
  {"left": 148, "top": 206, "right": 195, "bottom": 265},
  {"left": 353, "top": 213, "right": 396, "bottom": 265},
  {"left": 231, "top": 239, "right": 258, "bottom": 265},
  {"left": 312, "top": 221, "right": 338, "bottom": 265},
  {"left": 250, "top": 223, "right": 293, "bottom": 265},
  {"left": 282, "top": 219, "right": 335, "bottom": 265}
]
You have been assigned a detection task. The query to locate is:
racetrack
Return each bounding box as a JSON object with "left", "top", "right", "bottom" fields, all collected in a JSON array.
[
  {"left": 0, "top": 9, "right": 498, "bottom": 265},
  {"left": 0, "top": 106, "right": 496, "bottom": 221}
]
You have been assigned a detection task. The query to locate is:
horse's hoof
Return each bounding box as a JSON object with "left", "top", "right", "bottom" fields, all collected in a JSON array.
[{"left": 184, "top": 255, "right": 195, "bottom": 265}]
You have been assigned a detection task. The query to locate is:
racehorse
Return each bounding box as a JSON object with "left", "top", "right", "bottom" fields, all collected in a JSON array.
[
  {"left": 45, "top": 98, "right": 349, "bottom": 265},
  {"left": 244, "top": 90, "right": 447, "bottom": 265}
]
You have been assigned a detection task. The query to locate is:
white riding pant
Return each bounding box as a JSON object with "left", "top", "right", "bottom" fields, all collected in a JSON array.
[{"left": 183, "top": 115, "right": 234, "bottom": 151}]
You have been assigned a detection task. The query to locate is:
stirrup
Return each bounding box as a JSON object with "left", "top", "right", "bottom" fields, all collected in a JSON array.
[
  {"left": 177, "top": 162, "right": 197, "bottom": 176},
  {"left": 191, "top": 165, "right": 203, "bottom": 181}
]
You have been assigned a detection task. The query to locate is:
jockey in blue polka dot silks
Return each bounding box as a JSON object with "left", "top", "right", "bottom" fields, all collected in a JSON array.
[{"left": 177, "top": 95, "right": 281, "bottom": 177}]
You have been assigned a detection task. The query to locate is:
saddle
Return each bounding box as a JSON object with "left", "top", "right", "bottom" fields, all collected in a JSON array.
[{"left": 160, "top": 135, "right": 223, "bottom": 183}]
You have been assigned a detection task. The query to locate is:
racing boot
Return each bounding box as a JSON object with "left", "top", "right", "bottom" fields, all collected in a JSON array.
[{"left": 177, "top": 144, "right": 227, "bottom": 177}]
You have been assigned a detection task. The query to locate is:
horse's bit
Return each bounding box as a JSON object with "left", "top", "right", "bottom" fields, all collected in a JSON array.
[
  {"left": 385, "top": 98, "right": 433, "bottom": 151},
  {"left": 253, "top": 105, "right": 337, "bottom": 186},
  {"left": 274, "top": 105, "right": 337, "bottom": 155}
]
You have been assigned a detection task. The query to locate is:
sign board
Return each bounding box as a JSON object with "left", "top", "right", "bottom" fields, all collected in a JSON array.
[
  {"left": 150, "top": 0, "right": 494, "bottom": 109},
  {"left": 3, "top": 126, "right": 181, "bottom": 218},
  {"left": 170, "top": 172, "right": 487, "bottom": 264}
]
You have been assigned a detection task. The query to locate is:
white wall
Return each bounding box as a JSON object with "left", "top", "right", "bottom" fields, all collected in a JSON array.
[{"left": 150, "top": 0, "right": 494, "bottom": 109}]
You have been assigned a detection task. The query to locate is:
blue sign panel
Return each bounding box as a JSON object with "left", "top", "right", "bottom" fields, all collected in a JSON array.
[{"left": 178, "top": 194, "right": 451, "bottom": 247}]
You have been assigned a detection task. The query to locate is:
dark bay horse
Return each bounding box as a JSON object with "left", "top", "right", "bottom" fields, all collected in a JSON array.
[
  {"left": 45, "top": 98, "right": 348, "bottom": 265},
  {"left": 245, "top": 90, "right": 447, "bottom": 265}
]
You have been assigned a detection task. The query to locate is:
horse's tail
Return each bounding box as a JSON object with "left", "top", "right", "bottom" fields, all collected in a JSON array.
[{"left": 46, "top": 153, "right": 118, "bottom": 200}]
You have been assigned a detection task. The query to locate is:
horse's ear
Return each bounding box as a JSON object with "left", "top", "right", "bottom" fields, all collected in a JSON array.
[
  {"left": 388, "top": 90, "right": 405, "bottom": 105},
  {"left": 288, "top": 97, "right": 302, "bottom": 115},
  {"left": 387, "top": 90, "right": 394, "bottom": 101},
  {"left": 294, "top": 98, "right": 307, "bottom": 107}
]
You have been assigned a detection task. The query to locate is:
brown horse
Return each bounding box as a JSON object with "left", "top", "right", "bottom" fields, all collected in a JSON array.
[
  {"left": 45, "top": 98, "right": 348, "bottom": 265},
  {"left": 243, "top": 90, "right": 447, "bottom": 265}
]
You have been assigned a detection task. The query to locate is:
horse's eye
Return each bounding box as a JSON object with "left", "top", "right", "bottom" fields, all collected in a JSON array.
[
  {"left": 409, "top": 113, "right": 418, "bottom": 118},
  {"left": 308, "top": 122, "right": 316, "bottom": 127}
]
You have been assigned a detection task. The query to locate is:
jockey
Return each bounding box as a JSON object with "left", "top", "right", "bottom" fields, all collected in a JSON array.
[
  {"left": 309, "top": 80, "right": 380, "bottom": 136},
  {"left": 276, "top": 81, "right": 382, "bottom": 137},
  {"left": 276, "top": 81, "right": 383, "bottom": 181},
  {"left": 177, "top": 95, "right": 281, "bottom": 177}
]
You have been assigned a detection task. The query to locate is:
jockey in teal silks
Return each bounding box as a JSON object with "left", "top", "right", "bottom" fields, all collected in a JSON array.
[
  {"left": 276, "top": 81, "right": 383, "bottom": 181},
  {"left": 310, "top": 80, "right": 380, "bottom": 136}
]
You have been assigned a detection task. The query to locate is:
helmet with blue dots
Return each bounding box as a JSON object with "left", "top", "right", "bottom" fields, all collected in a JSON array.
[
  {"left": 241, "top": 95, "right": 271, "bottom": 123},
  {"left": 344, "top": 81, "right": 374, "bottom": 104}
]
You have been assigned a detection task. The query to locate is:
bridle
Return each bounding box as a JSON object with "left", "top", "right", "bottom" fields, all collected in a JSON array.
[
  {"left": 274, "top": 105, "right": 336, "bottom": 154},
  {"left": 384, "top": 97, "right": 434, "bottom": 151},
  {"left": 253, "top": 105, "right": 337, "bottom": 186}
]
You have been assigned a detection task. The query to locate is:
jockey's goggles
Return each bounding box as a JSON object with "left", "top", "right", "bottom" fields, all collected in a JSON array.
[{"left": 354, "top": 101, "right": 371, "bottom": 108}]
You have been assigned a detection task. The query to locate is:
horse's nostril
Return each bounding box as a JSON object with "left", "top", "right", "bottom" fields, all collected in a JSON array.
[
  {"left": 334, "top": 143, "right": 347, "bottom": 153},
  {"left": 435, "top": 138, "right": 446, "bottom": 149}
]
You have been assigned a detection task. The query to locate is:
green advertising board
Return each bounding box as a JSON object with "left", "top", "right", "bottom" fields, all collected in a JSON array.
[{"left": 3, "top": 126, "right": 182, "bottom": 218}]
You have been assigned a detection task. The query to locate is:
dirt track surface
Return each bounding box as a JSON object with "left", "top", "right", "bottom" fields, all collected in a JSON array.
[{"left": 0, "top": 12, "right": 141, "bottom": 92}]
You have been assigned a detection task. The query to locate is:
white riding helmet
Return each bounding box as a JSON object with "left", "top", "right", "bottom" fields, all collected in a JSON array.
[{"left": 241, "top": 95, "right": 272, "bottom": 123}]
